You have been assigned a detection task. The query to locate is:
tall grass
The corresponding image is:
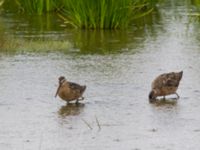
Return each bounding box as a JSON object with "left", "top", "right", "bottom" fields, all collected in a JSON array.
[
  {"left": 14, "top": 0, "right": 56, "bottom": 14},
  {"left": 58, "top": 0, "right": 158, "bottom": 29},
  {"left": 59, "top": 0, "right": 132, "bottom": 29},
  {"left": 2, "top": 0, "right": 159, "bottom": 29}
]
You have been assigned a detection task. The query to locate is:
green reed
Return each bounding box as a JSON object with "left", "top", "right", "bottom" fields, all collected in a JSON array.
[
  {"left": 14, "top": 0, "right": 56, "bottom": 14},
  {"left": 2, "top": 0, "right": 159, "bottom": 29},
  {"left": 58, "top": 0, "right": 158, "bottom": 29}
]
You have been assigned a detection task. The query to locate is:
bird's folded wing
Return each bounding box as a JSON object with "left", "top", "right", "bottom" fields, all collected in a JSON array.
[
  {"left": 164, "top": 77, "right": 179, "bottom": 87},
  {"left": 68, "top": 82, "right": 82, "bottom": 92}
]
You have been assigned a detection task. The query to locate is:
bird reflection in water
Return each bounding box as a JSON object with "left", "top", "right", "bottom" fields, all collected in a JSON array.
[{"left": 58, "top": 103, "right": 85, "bottom": 117}]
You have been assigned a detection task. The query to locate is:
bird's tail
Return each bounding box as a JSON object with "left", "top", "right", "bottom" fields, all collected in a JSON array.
[{"left": 178, "top": 71, "right": 183, "bottom": 81}]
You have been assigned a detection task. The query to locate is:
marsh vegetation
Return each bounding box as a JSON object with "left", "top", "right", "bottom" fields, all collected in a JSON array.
[{"left": 2, "top": 0, "right": 159, "bottom": 29}]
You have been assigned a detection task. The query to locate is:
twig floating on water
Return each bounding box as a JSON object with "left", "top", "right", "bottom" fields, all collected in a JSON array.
[
  {"left": 82, "top": 119, "right": 93, "bottom": 130},
  {"left": 95, "top": 116, "right": 101, "bottom": 131}
]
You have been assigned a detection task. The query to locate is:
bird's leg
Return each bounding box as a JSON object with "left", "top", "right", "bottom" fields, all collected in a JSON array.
[
  {"left": 78, "top": 97, "right": 84, "bottom": 101},
  {"left": 163, "top": 96, "right": 166, "bottom": 100},
  {"left": 175, "top": 93, "right": 180, "bottom": 99},
  {"left": 75, "top": 99, "right": 79, "bottom": 104},
  {"left": 75, "top": 97, "right": 84, "bottom": 104}
]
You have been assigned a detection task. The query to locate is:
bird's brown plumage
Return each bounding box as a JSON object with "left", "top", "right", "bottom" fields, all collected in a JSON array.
[
  {"left": 149, "top": 71, "right": 183, "bottom": 102},
  {"left": 55, "top": 76, "right": 86, "bottom": 104}
]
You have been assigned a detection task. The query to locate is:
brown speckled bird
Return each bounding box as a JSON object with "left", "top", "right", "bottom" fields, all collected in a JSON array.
[
  {"left": 55, "top": 76, "right": 86, "bottom": 104},
  {"left": 149, "top": 71, "right": 183, "bottom": 102}
]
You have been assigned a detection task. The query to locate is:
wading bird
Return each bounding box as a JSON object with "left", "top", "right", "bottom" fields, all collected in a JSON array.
[
  {"left": 149, "top": 71, "right": 183, "bottom": 102},
  {"left": 55, "top": 76, "right": 86, "bottom": 104}
]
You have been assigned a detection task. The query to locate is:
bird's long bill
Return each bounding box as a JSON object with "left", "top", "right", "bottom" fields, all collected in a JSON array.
[{"left": 55, "top": 84, "right": 61, "bottom": 98}]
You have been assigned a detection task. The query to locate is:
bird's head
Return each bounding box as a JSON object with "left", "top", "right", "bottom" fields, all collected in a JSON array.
[
  {"left": 149, "top": 90, "right": 157, "bottom": 103},
  {"left": 55, "top": 76, "right": 66, "bottom": 98},
  {"left": 58, "top": 76, "right": 66, "bottom": 85}
]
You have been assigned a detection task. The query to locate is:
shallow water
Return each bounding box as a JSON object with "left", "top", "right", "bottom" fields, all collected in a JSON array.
[{"left": 1, "top": 0, "right": 200, "bottom": 150}]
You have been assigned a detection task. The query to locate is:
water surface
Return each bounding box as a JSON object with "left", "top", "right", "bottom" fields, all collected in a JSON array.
[{"left": 1, "top": 0, "right": 200, "bottom": 150}]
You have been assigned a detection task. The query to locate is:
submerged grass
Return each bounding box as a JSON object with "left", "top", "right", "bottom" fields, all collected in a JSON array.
[
  {"left": 187, "top": 0, "right": 200, "bottom": 21},
  {"left": 191, "top": 0, "right": 200, "bottom": 14},
  {"left": 0, "top": 35, "right": 71, "bottom": 53},
  {"left": 191, "top": 0, "right": 200, "bottom": 7}
]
